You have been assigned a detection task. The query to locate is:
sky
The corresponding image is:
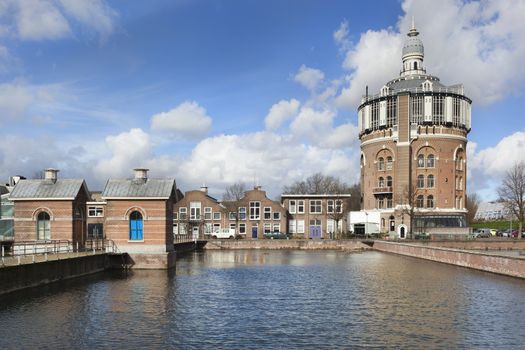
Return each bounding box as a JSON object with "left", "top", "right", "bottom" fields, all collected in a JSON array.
[{"left": 0, "top": 0, "right": 524, "bottom": 201}]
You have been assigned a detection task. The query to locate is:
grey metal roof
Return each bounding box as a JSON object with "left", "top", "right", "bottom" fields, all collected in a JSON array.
[
  {"left": 387, "top": 76, "right": 445, "bottom": 91},
  {"left": 402, "top": 36, "right": 424, "bottom": 56},
  {"left": 9, "top": 179, "right": 86, "bottom": 200},
  {"left": 102, "top": 178, "right": 175, "bottom": 198}
]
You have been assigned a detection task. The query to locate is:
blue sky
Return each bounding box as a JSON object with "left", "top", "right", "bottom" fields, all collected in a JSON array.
[{"left": 0, "top": 0, "right": 524, "bottom": 200}]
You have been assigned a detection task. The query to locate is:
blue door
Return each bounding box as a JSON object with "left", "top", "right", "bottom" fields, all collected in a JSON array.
[
  {"left": 309, "top": 226, "right": 321, "bottom": 239},
  {"left": 130, "top": 211, "right": 143, "bottom": 240},
  {"left": 252, "top": 227, "right": 258, "bottom": 239}
]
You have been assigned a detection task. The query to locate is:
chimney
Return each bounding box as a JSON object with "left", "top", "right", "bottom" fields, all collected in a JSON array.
[
  {"left": 133, "top": 168, "right": 149, "bottom": 182},
  {"left": 200, "top": 185, "right": 208, "bottom": 194},
  {"left": 44, "top": 168, "right": 59, "bottom": 183}
]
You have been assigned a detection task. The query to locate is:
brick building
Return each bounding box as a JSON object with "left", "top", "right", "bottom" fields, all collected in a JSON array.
[
  {"left": 353, "top": 23, "right": 471, "bottom": 238},
  {"left": 102, "top": 168, "right": 178, "bottom": 269},
  {"left": 9, "top": 169, "right": 90, "bottom": 246},
  {"left": 173, "top": 186, "right": 228, "bottom": 239},
  {"left": 281, "top": 194, "right": 351, "bottom": 239}
]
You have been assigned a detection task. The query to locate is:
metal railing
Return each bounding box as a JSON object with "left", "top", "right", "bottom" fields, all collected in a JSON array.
[{"left": 1, "top": 238, "right": 120, "bottom": 267}]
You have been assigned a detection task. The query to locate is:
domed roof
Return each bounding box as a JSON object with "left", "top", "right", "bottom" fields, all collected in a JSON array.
[{"left": 402, "top": 27, "right": 424, "bottom": 57}]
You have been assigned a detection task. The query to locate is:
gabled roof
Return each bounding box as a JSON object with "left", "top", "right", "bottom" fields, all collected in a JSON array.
[
  {"left": 9, "top": 179, "right": 88, "bottom": 200},
  {"left": 102, "top": 178, "right": 175, "bottom": 199}
]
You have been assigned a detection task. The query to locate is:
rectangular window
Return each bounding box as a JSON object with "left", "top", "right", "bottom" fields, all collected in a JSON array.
[
  {"left": 327, "top": 219, "right": 335, "bottom": 233},
  {"left": 432, "top": 95, "right": 444, "bottom": 124},
  {"left": 289, "top": 220, "right": 296, "bottom": 233},
  {"left": 264, "top": 223, "right": 271, "bottom": 234},
  {"left": 190, "top": 202, "right": 201, "bottom": 220},
  {"left": 213, "top": 223, "right": 221, "bottom": 232},
  {"left": 289, "top": 200, "right": 296, "bottom": 214},
  {"left": 249, "top": 201, "right": 260, "bottom": 220},
  {"left": 371, "top": 102, "right": 379, "bottom": 129},
  {"left": 213, "top": 212, "right": 221, "bottom": 220},
  {"left": 239, "top": 223, "right": 246, "bottom": 234},
  {"left": 273, "top": 212, "right": 281, "bottom": 220},
  {"left": 411, "top": 95, "right": 424, "bottom": 124},
  {"left": 204, "top": 223, "right": 213, "bottom": 234},
  {"left": 264, "top": 207, "right": 271, "bottom": 220},
  {"left": 87, "top": 223, "right": 103, "bottom": 238},
  {"left": 297, "top": 220, "right": 305, "bottom": 234},
  {"left": 229, "top": 212, "right": 236, "bottom": 220},
  {"left": 230, "top": 223, "right": 236, "bottom": 231},
  {"left": 327, "top": 200, "right": 334, "bottom": 213},
  {"left": 173, "top": 212, "right": 178, "bottom": 220},
  {"left": 273, "top": 223, "right": 280, "bottom": 233},
  {"left": 88, "top": 206, "right": 104, "bottom": 217},
  {"left": 386, "top": 98, "right": 397, "bottom": 127},
  {"left": 297, "top": 200, "right": 305, "bottom": 214},
  {"left": 310, "top": 200, "right": 322, "bottom": 214},
  {"left": 239, "top": 207, "right": 246, "bottom": 220},
  {"left": 335, "top": 200, "right": 343, "bottom": 213},
  {"left": 453, "top": 97, "right": 461, "bottom": 126},
  {"left": 179, "top": 207, "right": 187, "bottom": 220},
  {"left": 173, "top": 223, "right": 178, "bottom": 235},
  {"left": 204, "top": 207, "right": 212, "bottom": 220}
]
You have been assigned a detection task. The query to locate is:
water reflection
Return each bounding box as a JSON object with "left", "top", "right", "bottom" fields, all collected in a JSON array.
[{"left": 0, "top": 251, "right": 524, "bottom": 349}]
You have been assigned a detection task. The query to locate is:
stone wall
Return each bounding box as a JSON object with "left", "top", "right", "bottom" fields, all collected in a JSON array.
[
  {"left": 373, "top": 240, "right": 525, "bottom": 279},
  {"left": 204, "top": 239, "right": 370, "bottom": 251}
]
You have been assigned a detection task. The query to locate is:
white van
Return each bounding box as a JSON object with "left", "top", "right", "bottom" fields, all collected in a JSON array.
[{"left": 211, "top": 228, "right": 236, "bottom": 239}]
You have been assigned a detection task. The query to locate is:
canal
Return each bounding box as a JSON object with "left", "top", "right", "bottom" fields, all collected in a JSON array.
[{"left": 1, "top": 250, "right": 524, "bottom": 349}]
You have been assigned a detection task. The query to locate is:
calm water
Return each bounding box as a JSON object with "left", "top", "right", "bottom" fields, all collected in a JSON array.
[{"left": 1, "top": 250, "right": 525, "bottom": 349}]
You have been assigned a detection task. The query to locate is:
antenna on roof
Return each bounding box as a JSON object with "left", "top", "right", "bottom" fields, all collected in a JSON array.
[{"left": 411, "top": 16, "right": 415, "bottom": 30}]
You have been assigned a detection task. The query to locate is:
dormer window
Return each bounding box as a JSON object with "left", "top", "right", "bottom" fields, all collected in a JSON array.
[
  {"left": 380, "top": 86, "right": 389, "bottom": 96},
  {"left": 422, "top": 80, "right": 433, "bottom": 92}
]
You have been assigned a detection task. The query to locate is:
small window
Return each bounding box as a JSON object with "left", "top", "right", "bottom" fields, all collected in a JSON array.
[
  {"left": 229, "top": 212, "right": 236, "bottom": 220},
  {"left": 417, "top": 154, "right": 425, "bottom": 168},
  {"left": 309, "top": 200, "right": 322, "bottom": 214},
  {"left": 173, "top": 212, "right": 178, "bottom": 220},
  {"left": 88, "top": 206, "right": 103, "bottom": 217},
  {"left": 297, "top": 200, "right": 305, "bottom": 214},
  {"left": 213, "top": 212, "right": 221, "bottom": 220},
  {"left": 427, "top": 154, "right": 435, "bottom": 168},
  {"left": 37, "top": 211, "right": 51, "bottom": 240},
  {"left": 289, "top": 200, "right": 296, "bottom": 214},
  {"left": 327, "top": 200, "right": 334, "bottom": 213},
  {"left": 335, "top": 200, "right": 343, "bottom": 213},
  {"left": 273, "top": 223, "right": 280, "bottom": 233},
  {"left": 273, "top": 212, "right": 281, "bottom": 220},
  {"left": 239, "top": 223, "right": 246, "bottom": 234},
  {"left": 264, "top": 207, "right": 271, "bottom": 220},
  {"left": 427, "top": 175, "right": 435, "bottom": 188},
  {"left": 417, "top": 175, "right": 425, "bottom": 188},
  {"left": 416, "top": 195, "right": 424, "bottom": 208},
  {"left": 386, "top": 157, "right": 393, "bottom": 170},
  {"left": 249, "top": 201, "right": 261, "bottom": 220},
  {"left": 378, "top": 177, "right": 385, "bottom": 188},
  {"left": 427, "top": 195, "right": 434, "bottom": 208},
  {"left": 179, "top": 207, "right": 187, "bottom": 220},
  {"left": 239, "top": 207, "right": 246, "bottom": 220},
  {"left": 386, "top": 176, "right": 392, "bottom": 187},
  {"left": 378, "top": 157, "right": 384, "bottom": 170},
  {"left": 204, "top": 207, "right": 212, "bottom": 220}
]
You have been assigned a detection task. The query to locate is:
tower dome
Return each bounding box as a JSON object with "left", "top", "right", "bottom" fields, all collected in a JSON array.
[
  {"left": 402, "top": 27, "right": 424, "bottom": 58},
  {"left": 400, "top": 19, "right": 425, "bottom": 76}
]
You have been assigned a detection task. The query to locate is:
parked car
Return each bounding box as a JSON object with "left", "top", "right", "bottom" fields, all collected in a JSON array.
[
  {"left": 264, "top": 232, "right": 290, "bottom": 239},
  {"left": 210, "top": 228, "right": 236, "bottom": 239},
  {"left": 473, "top": 228, "right": 491, "bottom": 238},
  {"left": 490, "top": 229, "right": 497, "bottom": 236}
]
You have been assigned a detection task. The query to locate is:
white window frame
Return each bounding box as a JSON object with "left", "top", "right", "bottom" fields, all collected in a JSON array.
[
  {"left": 273, "top": 212, "right": 281, "bottom": 220},
  {"left": 204, "top": 207, "right": 212, "bottom": 220},
  {"left": 239, "top": 207, "right": 246, "bottom": 220},
  {"left": 289, "top": 200, "right": 296, "bottom": 214},
  {"left": 273, "top": 223, "right": 280, "bottom": 233},
  {"left": 190, "top": 202, "right": 201, "bottom": 220},
  {"left": 250, "top": 201, "right": 261, "bottom": 220},
  {"left": 264, "top": 207, "right": 272, "bottom": 220},
  {"left": 327, "top": 200, "right": 334, "bottom": 214},
  {"left": 310, "top": 200, "right": 322, "bottom": 214},
  {"left": 289, "top": 220, "right": 296, "bottom": 233},
  {"left": 179, "top": 207, "right": 187, "bottom": 220},
  {"left": 297, "top": 220, "right": 305, "bottom": 234},
  {"left": 297, "top": 200, "right": 305, "bottom": 214},
  {"left": 88, "top": 206, "right": 103, "bottom": 217},
  {"left": 213, "top": 212, "right": 221, "bottom": 220}
]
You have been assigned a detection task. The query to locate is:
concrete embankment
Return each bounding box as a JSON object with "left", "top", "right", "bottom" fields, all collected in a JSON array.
[
  {"left": 204, "top": 239, "right": 371, "bottom": 251},
  {"left": 0, "top": 253, "right": 125, "bottom": 295},
  {"left": 373, "top": 241, "right": 525, "bottom": 279}
]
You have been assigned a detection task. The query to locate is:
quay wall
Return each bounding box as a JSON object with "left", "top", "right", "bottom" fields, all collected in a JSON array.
[
  {"left": 204, "top": 239, "right": 370, "bottom": 251},
  {"left": 373, "top": 241, "right": 525, "bottom": 279},
  {"left": 408, "top": 240, "right": 525, "bottom": 251},
  {"left": 0, "top": 254, "right": 117, "bottom": 295}
]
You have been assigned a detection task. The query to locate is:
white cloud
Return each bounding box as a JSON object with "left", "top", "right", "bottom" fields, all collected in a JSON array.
[
  {"left": 0, "top": 81, "right": 33, "bottom": 118},
  {"left": 94, "top": 128, "right": 153, "bottom": 179},
  {"left": 290, "top": 107, "right": 335, "bottom": 142},
  {"left": 0, "top": 0, "right": 117, "bottom": 41},
  {"left": 333, "top": 20, "right": 350, "bottom": 51},
  {"left": 15, "top": 0, "right": 71, "bottom": 40},
  {"left": 294, "top": 65, "right": 325, "bottom": 91},
  {"left": 264, "top": 98, "right": 300, "bottom": 130},
  {"left": 151, "top": 101, "right": 212, "bottom": 140},
  {"left": 336, "top": 0, "right": 525, "bottom": 109}
]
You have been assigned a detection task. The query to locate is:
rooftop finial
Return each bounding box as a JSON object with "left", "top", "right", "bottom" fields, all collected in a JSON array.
[{"left": 408, "top": 17, "right": 419, "bottom": 37}]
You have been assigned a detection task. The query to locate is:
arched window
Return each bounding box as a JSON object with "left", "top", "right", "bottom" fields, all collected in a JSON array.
[
  {"left": 378, "top": 177, "right": 385, "bottom": 188},
  {"left": 417, "top": 154, "right": 425, "bottom": 168},
  {"left": 386, "top": 176, "right": 393, "bottom": 187},
  {"left": 416, "top": 195, "right": 424, "bottom": 208},
  {"left": 129, "top": 211, "right": 144, "bottom": 241},
  {"left": 386, "top": 156, "right": 393, "bottom": 170},
  {"left": 37, "top": 211, "right": 51, "bottom": 240},
  {"left": 427, "top": 175, "right": 435, "bottom": 188},
  {"left": 417, "top": 175, "right": 425, "bottom": 188},
  {"left": 427, "top": 154, "right": 435, "bottom": 168},
  {"left": 378, "top": 157, "right": 384, "bottom": 170},
  {"left": 427, "top": 195, "right": 434, "bottom": 208},
  {"left": 414, "top": 62, "right": 417, "bottom": 70}
]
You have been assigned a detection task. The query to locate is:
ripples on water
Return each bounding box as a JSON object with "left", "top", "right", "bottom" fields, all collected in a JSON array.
[{"left": 1, "top": 250, "right": 524, "bottom": 349}]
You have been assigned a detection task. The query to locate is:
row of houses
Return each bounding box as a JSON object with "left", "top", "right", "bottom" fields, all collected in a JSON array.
[{"left": 0, "top": 168, "right": 351, "bottom": 268}]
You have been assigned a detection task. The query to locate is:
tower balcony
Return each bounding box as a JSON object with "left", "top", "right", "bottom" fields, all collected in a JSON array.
[{"left": 373, "top": 186, "right": 393, "bottom": 194}]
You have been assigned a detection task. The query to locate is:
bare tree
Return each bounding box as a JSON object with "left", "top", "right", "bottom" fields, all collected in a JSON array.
[
  {"left": 222, "top": 182, "right": 247, "bottom": 237},
  {"left": 498, "top": 161, "right": 525, "bottom": 239},
  {"left": 283, "top": 173, "right": 351, "bottom": 195},
  {"left": 466, "top": 193, "right": 480, "bottom": 224},
  {"left": 347, "top": 183, "right": 361, "bottom": 211},
  {"left": 397, "top": 184, "right": 423, "bottom": 239},
  {"left": 327, "top": 197, "right": 351, "bottom": 239}
]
